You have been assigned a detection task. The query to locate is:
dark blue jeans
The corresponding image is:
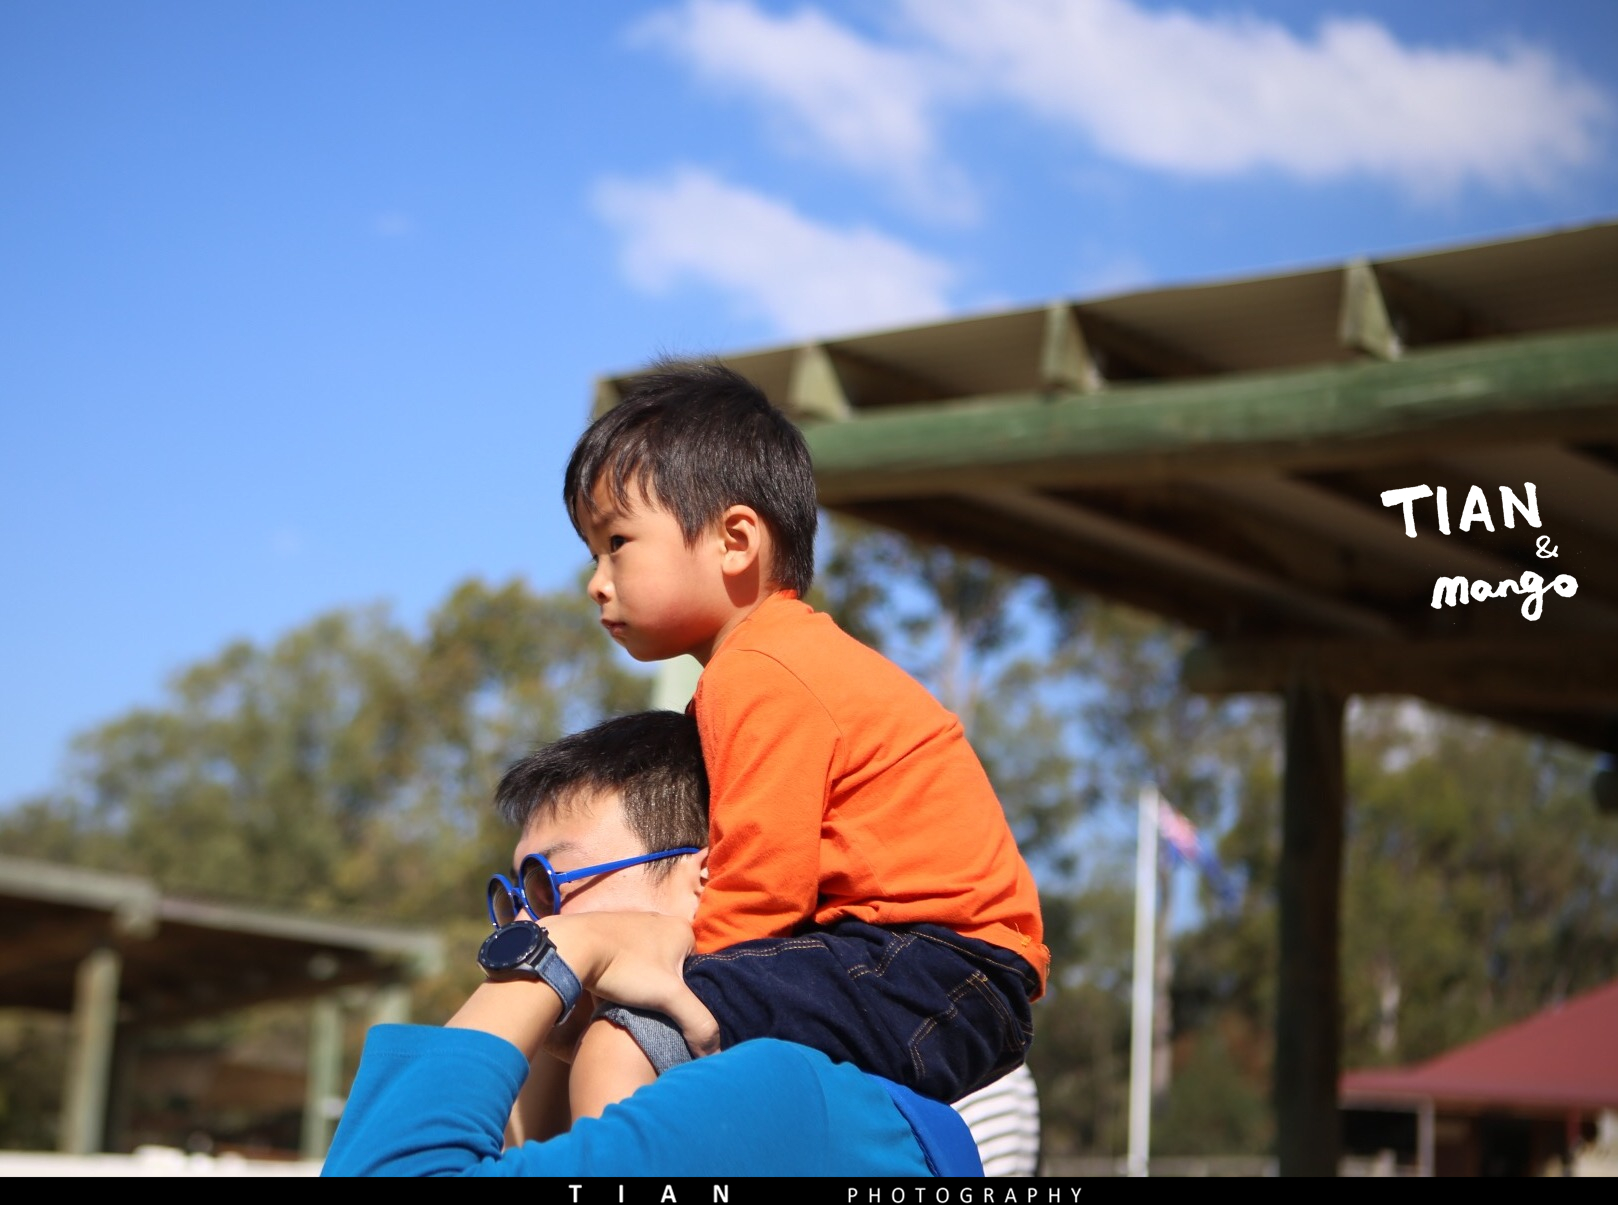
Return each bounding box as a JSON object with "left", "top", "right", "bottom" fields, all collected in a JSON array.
[{"left": 682, "top": 919, "right": 1037, "bottom": 1103}]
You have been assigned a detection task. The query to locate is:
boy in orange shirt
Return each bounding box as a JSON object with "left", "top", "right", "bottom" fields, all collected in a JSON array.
[{"left": 557, "top": 359, "right": 1047, "bottom": 1119}]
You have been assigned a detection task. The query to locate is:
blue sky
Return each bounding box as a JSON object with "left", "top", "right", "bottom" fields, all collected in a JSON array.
[{"left": 2, "top": 0, "right": 1615, "bottom": 807}]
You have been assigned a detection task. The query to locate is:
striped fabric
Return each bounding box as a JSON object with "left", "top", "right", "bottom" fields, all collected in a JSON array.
[{"left": 951, "top": 1063, "right": 1041, "bottom": 1176}]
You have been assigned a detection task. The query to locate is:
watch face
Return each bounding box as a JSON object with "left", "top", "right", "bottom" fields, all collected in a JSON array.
[{"left": 480, "top": 921, "right": 544, "bottom": 971}]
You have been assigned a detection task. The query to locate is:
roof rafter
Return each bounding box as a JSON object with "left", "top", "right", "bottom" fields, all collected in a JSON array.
[
  {"left": 964, "top": 487, "right": 1395, "bottom": 635},
  {"left": 808, "top": 328, "right": 1618, "bottom": 503}
]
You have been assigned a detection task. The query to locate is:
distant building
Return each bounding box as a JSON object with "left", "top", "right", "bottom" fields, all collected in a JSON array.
[
  {"left": 1340, "top": 978, "right": 1618, "bottom": 1176},
  {"left": 0, "top": 855, "right": 442, "bottom": 1160}
]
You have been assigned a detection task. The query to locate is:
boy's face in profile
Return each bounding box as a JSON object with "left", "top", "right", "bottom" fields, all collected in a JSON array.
[
  {"left": 580, "top": 482, "right": 734, "bottom": 664},
  {"left": 512, "top": 789, "right": 707, "bottom": 923}
]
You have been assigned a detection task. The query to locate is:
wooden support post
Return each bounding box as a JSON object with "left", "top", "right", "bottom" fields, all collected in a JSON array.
[
  {"left": 59, "top": 945, "right": 121, "bottom": 1154},
  {"left": 1339, "top": 260, "right": 1402, "bottom": 361},
  {"left": 368, "top": 983, "right": 412, "bottom": 1028},
  {"left": 103, "top": 1025, "right": 141, "bottom": 1153},
  {"left": 788, "top": 344, "right": 854, "bottom": 423},
  {"left": 652, "top": 655, "right": 702, "bottom": 713},
  {"left": 302, "top": 995, "right": 344, "bottom": 1161},
  {"left": 1418, "top": 1101, "right": 1436, "bottom": 1177},
  {"left": 1275, "top": 674, "right": 1346, "bottom": 1177},
  {"left": 590, "top": 375, "right": 621, "bottom": 419},
  {"left": 1041, "top": 303, "right": 1102, "bottom": 394}
]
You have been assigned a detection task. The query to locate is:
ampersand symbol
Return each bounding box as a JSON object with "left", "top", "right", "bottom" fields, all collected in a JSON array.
[{"left": 1536, "top": 535, "right": 1559, "bottom": 558}]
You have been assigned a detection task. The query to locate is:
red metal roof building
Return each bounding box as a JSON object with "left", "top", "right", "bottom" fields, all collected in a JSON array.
[{"left": 1340, "top": 978, "right": 1618, "bottom": 1175}]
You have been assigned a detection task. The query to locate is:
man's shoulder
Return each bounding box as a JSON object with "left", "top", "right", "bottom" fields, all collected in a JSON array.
[
  {"left": 659, "top": 1039, "right": 975, "bottom": 1172},
  {"left": 695, "top": 1042, "right": 982, "bottom": 1177}
]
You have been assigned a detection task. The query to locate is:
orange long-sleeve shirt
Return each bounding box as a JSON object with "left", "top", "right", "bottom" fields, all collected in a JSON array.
[{"left": 689, "top": 593, "right": 1049, "bottom": 993}]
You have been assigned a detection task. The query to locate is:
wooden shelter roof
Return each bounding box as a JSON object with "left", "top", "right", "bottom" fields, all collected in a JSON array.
[
  {"left": 598, "top": 220, "right": 1618, "bottom": 753},
  {"left": 0, "top": 856, "right": 443, "bottom": 1027}
]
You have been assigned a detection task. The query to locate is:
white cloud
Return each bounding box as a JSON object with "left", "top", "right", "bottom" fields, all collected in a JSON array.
[
  {"left": 592, "top": 167, "right": 954, "bottom": 338},
  {"left": 905, "top": 0, "right": 1610, "bottom": 198},
  {"left": 639, "top": 0, "right": 1610, "bottom": 202},
  {"left": 630, "top": 0, "right": 972, "bottom": 220}
]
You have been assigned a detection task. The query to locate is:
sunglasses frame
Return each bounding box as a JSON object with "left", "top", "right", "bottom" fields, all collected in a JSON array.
[{"left": 486, "top": 846, "right": 701, "bottom": 927}]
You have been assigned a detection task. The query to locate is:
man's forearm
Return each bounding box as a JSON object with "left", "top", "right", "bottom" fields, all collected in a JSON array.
[
  {"left": 446, "top": 913, "right": 717, "bottom": 1062},
  {"left": 446, "top": 979, "right": 563, "bottom": 1061}
]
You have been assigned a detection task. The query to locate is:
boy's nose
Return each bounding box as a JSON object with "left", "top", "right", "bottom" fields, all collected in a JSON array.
[{"left": 587, "top": 564, "right": 611, "bottom": 603}]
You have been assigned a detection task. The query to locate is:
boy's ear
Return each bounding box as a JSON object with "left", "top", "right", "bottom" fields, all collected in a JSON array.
[
  {"left": 717, "top": 505, "right": 765, "bottom": 577},
  {"left": 683, "top": 847, "right": 710, "bottom": 904}
]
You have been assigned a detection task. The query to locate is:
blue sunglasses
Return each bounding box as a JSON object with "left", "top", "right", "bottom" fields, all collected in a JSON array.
[{"left": 486, "top": 847, "right": 701, "bottom": 926}]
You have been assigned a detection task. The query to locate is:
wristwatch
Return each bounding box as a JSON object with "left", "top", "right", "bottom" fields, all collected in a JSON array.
[{"left": 477, "top": 920, "right": 582, "bottom": 1019}]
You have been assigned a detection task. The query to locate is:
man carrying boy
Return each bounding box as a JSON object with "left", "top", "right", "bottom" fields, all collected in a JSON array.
[
  {"left": 323, "top": 710, "right": 979, "bottom": 1176},
  {"left": 560, "top": 360, "right": 1049, "bottom": 1115}
]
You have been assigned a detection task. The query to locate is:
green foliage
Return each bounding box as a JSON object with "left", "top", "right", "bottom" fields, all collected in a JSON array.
[
  {"left": 1338, "top": 704, "right": 1618, "bottom": 1067},
  {"left": 1152, "top": 1024, "right": 1272, "bottom": 1157},
  {"left": 1029, "top": 880, "right": 1135, "bottom": 1155},
  {"left": 0, "top": 575, "right": 648, "bottom": 1150},
  {"left": 0, "top": 1015, "right": 67, "bottom": 1151},
  {"left": 0, "top": 579, "right": 647, "bottom": 926}
]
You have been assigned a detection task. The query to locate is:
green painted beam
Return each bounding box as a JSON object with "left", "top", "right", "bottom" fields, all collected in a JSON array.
[{"left": 807, "top": 328, "right": 1618, "bottom": 503}]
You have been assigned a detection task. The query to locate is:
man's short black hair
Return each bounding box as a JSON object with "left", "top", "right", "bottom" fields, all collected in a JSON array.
[
  {"left": 564, "top": 359, "right": 819, "bottom": 596},
  {"left": 495, "top": 711, "right": 708, "bottom": 880}
]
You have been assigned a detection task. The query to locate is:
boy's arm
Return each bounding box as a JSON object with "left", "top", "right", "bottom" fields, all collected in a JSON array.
[
  {"left": 569, "top": 1016, "right": 658, "bottom": 1120},
  {"left": 505, "top": 1050, "right": 571, "bottom": 1146},
  {"left": 693, "top": 653, "right": 837, "bottom": 948},
  {"left": 504, "top": 987, "right": 596, "bottom": 1145}
]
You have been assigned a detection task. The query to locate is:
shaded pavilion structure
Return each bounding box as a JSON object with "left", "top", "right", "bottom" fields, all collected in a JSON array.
[
  {"left": 0, "top": 855, "right": 443, "bottom": 1158},
  {"left": 595, "top": 220, "right": 1618, "bottom": 1175}
]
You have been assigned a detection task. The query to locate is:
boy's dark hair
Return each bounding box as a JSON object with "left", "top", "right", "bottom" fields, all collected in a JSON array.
[
  {"left": 495, "top": 711, "right": 708, "bottom": 881},
  {"left": 564, "top": 359, "right": 819, "bottom": 596}
]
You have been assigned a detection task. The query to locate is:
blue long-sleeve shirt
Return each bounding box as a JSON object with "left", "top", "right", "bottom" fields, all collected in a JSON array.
[{"left": 322, "top": 1026, "right": 978, "bottom": 1177}]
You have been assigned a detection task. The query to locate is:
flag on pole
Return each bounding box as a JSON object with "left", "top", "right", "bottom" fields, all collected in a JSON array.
[{"left": 1156, "top": 797, "right": 1241, "bottom": 908}]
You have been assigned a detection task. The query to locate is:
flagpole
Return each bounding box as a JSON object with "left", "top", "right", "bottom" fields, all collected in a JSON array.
[{"left": 1127, "top": 783, "right": 1158, "bottom": 1178}]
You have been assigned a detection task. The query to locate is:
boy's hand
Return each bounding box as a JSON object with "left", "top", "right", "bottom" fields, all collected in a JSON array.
[{"left": 544, "top": 912, "right": 721, "bottom": 1058}]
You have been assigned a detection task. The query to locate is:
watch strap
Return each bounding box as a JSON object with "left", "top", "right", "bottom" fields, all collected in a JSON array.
[{"left": 534, "top": 943, "right": 583, "bottom": 1020}]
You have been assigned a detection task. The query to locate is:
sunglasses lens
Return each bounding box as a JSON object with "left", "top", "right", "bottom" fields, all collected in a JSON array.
[
  {"left": 521, "top": 859, "right": 555, "bottom": 917},
  {"left": 487, "top": 878, "right": 517, "bottom": 926}
]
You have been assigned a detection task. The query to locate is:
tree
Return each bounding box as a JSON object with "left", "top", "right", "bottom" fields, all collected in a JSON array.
[
  {"left": 0, "top": 576, "right": 648, "bottom": 925},
  {"left": 1169, "top": 699, "right": 1618, "bottom": 1156},
  {"left": 0, "top": 575, "right": 649, "bottom": 1151},
  {"left": 1337, "top": 703, "right": 1618, "bottom": 1066}
]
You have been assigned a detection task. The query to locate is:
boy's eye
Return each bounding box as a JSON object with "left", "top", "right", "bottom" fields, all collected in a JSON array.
[{"left": 608, "top": 535, "right": 627, "bottom": 552}]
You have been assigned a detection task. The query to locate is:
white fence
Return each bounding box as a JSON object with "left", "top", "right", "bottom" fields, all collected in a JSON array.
[{"left": 0, "top": 1147, "right": 321, "bottom": 1176}]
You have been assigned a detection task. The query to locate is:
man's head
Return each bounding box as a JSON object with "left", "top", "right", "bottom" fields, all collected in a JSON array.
[
  {"left": 494, "top": 711, "right": 709, "bottom": 919},
  {"left": 564, "top": 359, "right": 819, "bottom": 600}
]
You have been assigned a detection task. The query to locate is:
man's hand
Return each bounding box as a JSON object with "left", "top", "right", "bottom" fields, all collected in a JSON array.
[{"left": 544, "top": 912, "right": 721, "bottom": 1057}]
